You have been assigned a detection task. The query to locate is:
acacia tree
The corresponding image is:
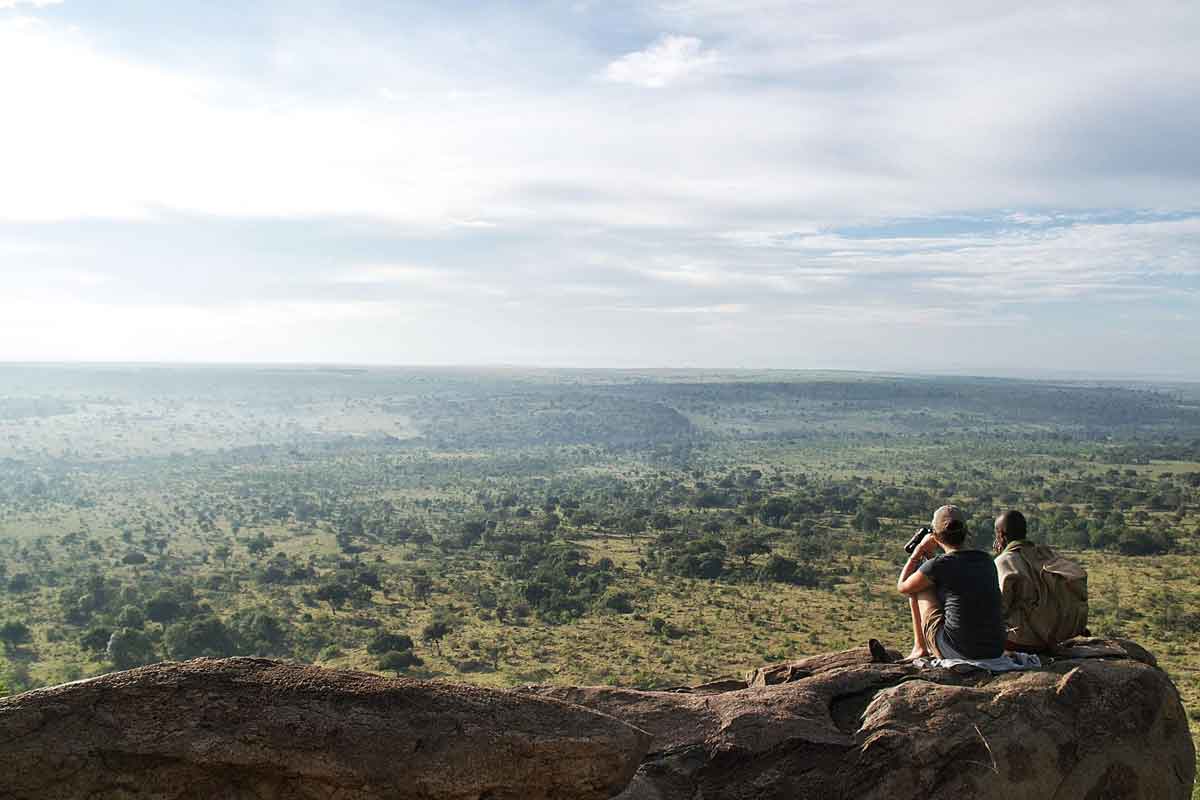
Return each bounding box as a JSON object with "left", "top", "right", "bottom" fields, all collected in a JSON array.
[
  {"left": 315, "top": 581, "right": 351, "bottom": 614},
  {"left": 378, "top": 650, "right": 423, "bottom": 677},
  {"left": 367, "top": 632, "right": 414, "bottom": 655},
  {"left": 145, "top": 592, "right": 182, "bottom": 628},
  {"left": 421, "top": 621, "right": 451, "bottom": 655},
  {"left": 731, "top": 532, "right": 769, "bottom": 568},
  {"left": 107, "top": 628, "right": 157, "bottom": 669},
  {"left": 0, "top": 621, "right": 31, "bottom": 652}
]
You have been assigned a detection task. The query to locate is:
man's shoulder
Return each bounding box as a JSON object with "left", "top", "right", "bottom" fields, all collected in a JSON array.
[
  {"left": 1002, "top": 540, "right": 1060, "bottom": 562},
  {"left": 936, "top": 550, "right": 993, "bottom": 575},
  {"left": 917, "top": 553, "right": 944, "bottom": 574},
  {"left": 996, "top": 541, "right": 1062, "bottom": 582},
  {"left": 996, "top": 540, "right": 1043, "bottom": 561},
  {"left": 961, "top": 549, "right": 1000, "bottom": 573}
]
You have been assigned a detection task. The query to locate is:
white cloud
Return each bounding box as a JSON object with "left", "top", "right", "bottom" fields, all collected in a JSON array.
[
  {"left": 329, "top": 265, "right": 450, "bottom": 286},
  {"left": 2, "top": 7, "right": 1198, "bottom": 229},
  {"left": 328, "top": 265, "right": 509, "bottom": 297},
  {"left": 0, "top": 19, "right": 475, "bottom": 223},
  {"left": 641, "top": 263, "right": 844, "bottom": 293},
  {"left": 607, "top": 303, "right": 748, "bottom": 314},
  {"left": 0, "top": 0, "right": 62, "bottom": 8},
  {"left": 40, "top": 268, "right": 111, "bottom": 287},
  {"left": 0, "top": 4, "right": 1198, "bottom": 372},
  {"left": 604, "top": 35, "right": 718, "bottom": 88}
]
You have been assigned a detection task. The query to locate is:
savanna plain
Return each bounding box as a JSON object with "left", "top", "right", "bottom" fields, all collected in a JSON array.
[{"left": 1, "top": 365, "right": 1198, "bottom": 793}]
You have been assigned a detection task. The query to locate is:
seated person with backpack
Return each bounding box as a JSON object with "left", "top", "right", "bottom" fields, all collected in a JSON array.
[
  {"left": 897, "top": 505, "right": 1007, "bottom": 662},
  {"left": 993, "top": 510, "right": 1089, "bottom": 653}
]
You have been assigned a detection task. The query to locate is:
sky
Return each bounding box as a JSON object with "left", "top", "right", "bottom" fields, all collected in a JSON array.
[{"left": 1, "top": 1, "right": 1198, "bottom": 377}]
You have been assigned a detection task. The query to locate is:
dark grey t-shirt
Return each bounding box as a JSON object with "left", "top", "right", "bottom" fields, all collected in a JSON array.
[{"left": 918, "top": 549, "right": 1006, "bottom": 659}]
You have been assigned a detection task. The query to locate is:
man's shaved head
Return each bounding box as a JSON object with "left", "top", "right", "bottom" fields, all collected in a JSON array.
[{"left": 995, "top": 510, "right": 1027, "bottom": 541}]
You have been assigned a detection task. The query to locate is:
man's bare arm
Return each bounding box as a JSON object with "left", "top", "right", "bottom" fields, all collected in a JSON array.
[{"left": 897, "top": 537, "right": 937, "bottom": 595}]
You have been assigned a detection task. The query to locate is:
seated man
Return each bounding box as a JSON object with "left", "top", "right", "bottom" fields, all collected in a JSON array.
[
  {"left": 897, "top": 505, "right": 1006, "bottom": 661},
  {"left": 993, "top": 510, "right": 1088, "bottom": 652}
]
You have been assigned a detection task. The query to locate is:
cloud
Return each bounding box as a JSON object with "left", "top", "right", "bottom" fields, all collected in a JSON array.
[
  {"left": 3, "top": 6, "right": 1198, "bottom": 228},
  {"left": 0, "top": 0, "right": 62, "bottom": 8},
  {"left": 604, "top": 35, "right": 718, "bottom": 88},
  {"left": 0, "top": 294, "right": 433, "bottom": 362},
  {"left": 0, "top": 19, "right": 478, "bottom": 223},
  {"left": 0, "top": 3, "right": 1198, "bottom": 373},
  {"left": 326, "top": 264, "right": 509, "bottom": 297},
  {"left": 329, "top": 265, "right": 452, "bottom": 286},
  {"left": 609, "top": 303, "right": 748, "bottom": 314},
  {"left": 40, "top": 268, "right": 112, "bottom": 287}
]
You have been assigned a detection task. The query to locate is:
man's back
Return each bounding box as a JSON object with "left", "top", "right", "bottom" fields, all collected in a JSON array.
[
  {"left": 919, "top": 549, "right": 1006, "bottom": 659},
  {"left": 995, "top": 540, "right": 1088, "bottom": 651}
]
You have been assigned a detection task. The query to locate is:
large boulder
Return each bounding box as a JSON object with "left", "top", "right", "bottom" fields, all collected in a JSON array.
[
  {"left": 522, "top": 638, "right": 1195, "bottom": 799},
  {"left": 0, "top": 657, "right": 650, "bottom": 800},
  {"left": 745, "top": 641, "right": 901, "bottom": 687},
  {"left": 0, "top": 641, "right": 1191, "bottom": 800}
]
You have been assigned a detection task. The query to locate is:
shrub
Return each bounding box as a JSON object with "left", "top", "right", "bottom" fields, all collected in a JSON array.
[
  {"left": 229, "top": 608, "right": 292, "bottom": 657},
  {"left": 163, "top": 616, "right": 237, "bottom": 660},
  {"left": 378, "top": 650, "right": 423, "bottom": 676},
  {"left": 367, "top": 632, "right": 415, "bottom": 655},
  {"left": 80, "top": 626, "right": 113, "bottom": 654},
  {"left": 599, "top": 588, "right": 635, "bottom": 614},
  {"left": 107, "top": 628, "right": 157, "bottom": 669},
  {"left": 1117, "top": 529, "right": 1172, "bottom": 556}
]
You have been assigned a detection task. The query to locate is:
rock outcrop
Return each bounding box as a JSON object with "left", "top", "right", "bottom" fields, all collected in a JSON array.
[
  {"left": 0, "top": 639, "right": 1192, "bottom": 800},
  {"left": 0, "top": 657, "right": 650, "bottom": 800},
  {"left": 523, "top": 637, "right": 1195, "bottom": 800}
]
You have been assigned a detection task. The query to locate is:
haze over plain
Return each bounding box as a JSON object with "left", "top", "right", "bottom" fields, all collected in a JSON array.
[{"left": 1, "top": 1, "right": 1197, "bottom": 375}]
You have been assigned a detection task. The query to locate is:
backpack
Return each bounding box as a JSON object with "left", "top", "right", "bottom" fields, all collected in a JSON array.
[{"left": 995, "top": 542, "right": 1089, "bottom": 651}]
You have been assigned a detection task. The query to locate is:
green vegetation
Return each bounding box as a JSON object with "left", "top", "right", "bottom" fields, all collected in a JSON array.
[{"left": 1, "top": 365, "right": 1198, "bottom": 793}]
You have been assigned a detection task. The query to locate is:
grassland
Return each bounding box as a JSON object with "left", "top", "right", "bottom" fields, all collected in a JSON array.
[{"left": 0, "top": 365, "right": 1197, "bottom": 794}]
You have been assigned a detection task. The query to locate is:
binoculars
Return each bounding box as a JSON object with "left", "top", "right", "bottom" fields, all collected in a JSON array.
[{"left": 904, "top": 526, "right": 932, "bottom": 554}]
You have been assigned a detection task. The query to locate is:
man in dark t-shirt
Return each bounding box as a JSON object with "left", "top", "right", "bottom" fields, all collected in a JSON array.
[{"left": 897, "top": 505, "right": 1006, "bottom": 660}]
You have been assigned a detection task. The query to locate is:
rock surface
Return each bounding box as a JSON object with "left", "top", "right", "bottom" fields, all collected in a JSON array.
[
  {"left": 0, "top": 657, "right": 650, "bottom": 800},
  {"left": 522, "top": 638, "right": 1195, "bottom": 800},
  {"left": 0, "top": 640, "right": 1192, "bottom": 800}
]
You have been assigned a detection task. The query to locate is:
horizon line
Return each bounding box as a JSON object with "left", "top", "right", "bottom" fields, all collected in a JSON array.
[{"left": 0, "top": 359, "right": 1196, "bottom": 385}]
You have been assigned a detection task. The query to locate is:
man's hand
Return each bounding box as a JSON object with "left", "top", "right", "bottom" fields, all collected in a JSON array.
[
  {"left": 898, "top": 531, "right": 938, "bottom": 595},
  {"left": 913, "top": 533, "right": 939, "bottom": 560}
]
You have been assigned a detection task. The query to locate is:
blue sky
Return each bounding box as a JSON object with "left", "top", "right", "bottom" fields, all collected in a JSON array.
[{"left": 0, "top": 1, "right": 1197, "bottom": 376}]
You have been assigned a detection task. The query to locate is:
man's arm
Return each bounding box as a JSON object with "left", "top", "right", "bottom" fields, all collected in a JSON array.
[
  {"left": 994, "top": 553, "right": 1025, "bottom": 616},
  {"left": 897, "top": 537, "right": 937, "bottom": 595}
]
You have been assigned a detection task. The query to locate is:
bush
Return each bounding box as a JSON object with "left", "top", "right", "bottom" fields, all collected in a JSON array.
[
  {"left": 649, "top": 617, "right": 687, "bottom": 639},
  {"left": 421, "top": 620, "right": 452, "bottom": 652},
  {"left": 598, "top": 588, "right": 635, "bottom": 614},
  {"left": 0, "top": 621, "right": 31, "bottom": 651},
  {"left": 378, "top": 650, "right": 423, "bottom": 676},
  {"left": 1117, "top": 529, "right": 1172, "bottom": 556},
  {"left": 163, "top": 616, "right": 237, "bottom": 660},
  {"left": 115, "top": 605, "right": 145, "bottom": 630},
  {"left": 229, "top": 608, "right": 292, "bottom": 657},
  {"left": 5, "top": 574, "right": 32, "bottom": 593},
  {"left": 107, "top": 627, "right": 157, "bottom": 669},
  {"left": 367, "top": 632, "right": 414, "bottom": 655},
  {"left": 758, "top": 555, "right": 819, "bottom": 587},
  {"left": 80, "top": 626, "right": 113, "bottom": 654}
]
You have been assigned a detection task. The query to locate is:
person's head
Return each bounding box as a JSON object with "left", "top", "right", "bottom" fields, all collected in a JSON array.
[
  {"left": 930, "top": 505, "right": 968, "bottom": 549},
  {"left": 993, "top": 509, "right": 1027, "bottom": 554}
]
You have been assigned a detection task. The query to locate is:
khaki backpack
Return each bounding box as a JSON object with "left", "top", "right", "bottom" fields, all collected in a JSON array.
[{"left": 995, "top": 541, "right": 1089, "bottom": 651}]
